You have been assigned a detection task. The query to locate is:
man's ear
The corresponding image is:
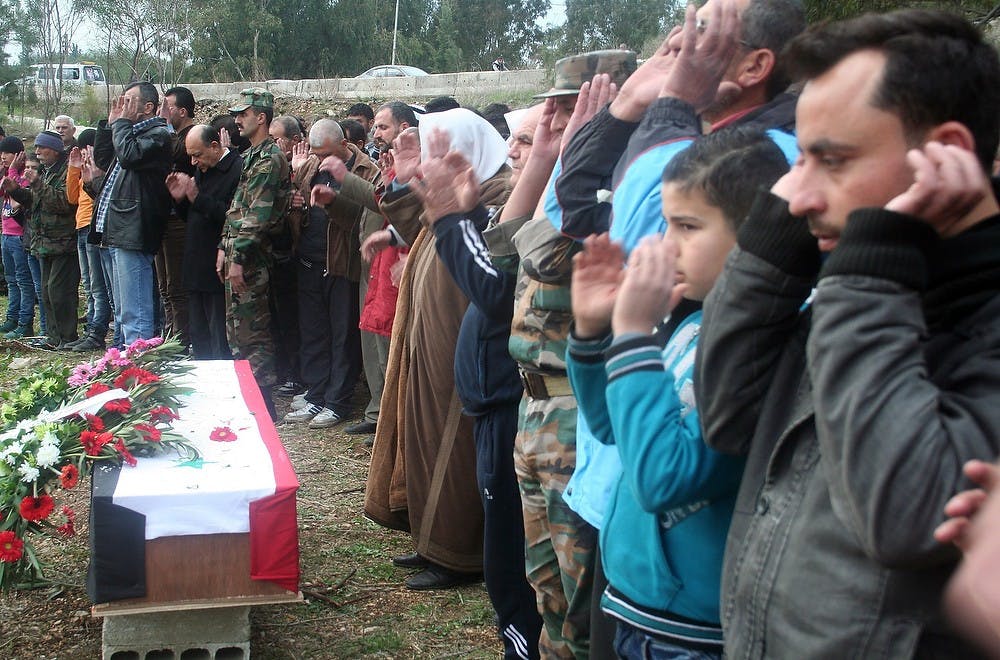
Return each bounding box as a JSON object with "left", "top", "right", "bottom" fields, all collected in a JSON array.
[
  {"left": 399, "top": 122, "right": 411, "bottom": 131},
  {"left": 925, "top": 121, "right": 976, "bottom": 153},
  {"left": 734, "top": 48, "right": 776, "bottom": 90}
]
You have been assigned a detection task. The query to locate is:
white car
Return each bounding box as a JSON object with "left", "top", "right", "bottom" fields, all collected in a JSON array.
[{"left": 355, "top": 65, "right": 429, "bottom": 79}]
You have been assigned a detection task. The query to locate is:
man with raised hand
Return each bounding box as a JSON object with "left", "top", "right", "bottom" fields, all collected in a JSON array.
[{"left": 695, "top": 10, "right": 1000, "bottom": 657}]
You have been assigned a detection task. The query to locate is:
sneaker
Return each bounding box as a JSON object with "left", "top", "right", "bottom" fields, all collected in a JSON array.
[
  {"left": 3, "top": 323, "right": 31, "bottom": 340},
  {"left": 72, "top": 334, "right": 106, "bottom": 352},
  {"left": 308, "top": 408, "right": 344, "bottom": 429},
  {"left": 290, "top": 393, "right": 309, "bottom": 410},
  {"left": 275, "top": 380, "right": 303, "bottom": 396},
  {"left": 283, "top": 403, "right": 322, "bottom": 423},
  {"left": 0, "top": 319, "right": 16, "bottom": 333}
]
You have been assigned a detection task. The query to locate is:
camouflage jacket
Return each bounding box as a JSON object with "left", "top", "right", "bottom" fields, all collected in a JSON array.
[
  {"left": 222, "top": 136, "right": 291, "bottom": 266},
  {"left": 9, "top": 155, "right": 76, "bottom": 257},
  {"left": 484, "top": 213, "right": 578, "bottom": 375}
]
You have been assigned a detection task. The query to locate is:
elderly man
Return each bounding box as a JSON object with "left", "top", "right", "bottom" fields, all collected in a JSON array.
[
  {"left": 695, "top": 9, "right": 1000, "bottom": 658},
  {"left": 53, "top": 115, "right": 77, "bottom": 149},
  {"left": 166, "top": 125, "right": 242, "bottom": 359},
  {"left": 283, "top": 119, "right": 378, "bottom": 428},
  {"left": 218, "top": 88, "right": 291, "bottom": 419},
  {"left": 89, "top": 81, "right": 173, "bottom": 345}
]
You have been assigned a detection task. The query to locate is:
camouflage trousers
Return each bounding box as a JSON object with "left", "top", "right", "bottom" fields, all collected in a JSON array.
[
  {"left": 224, "top": 256, "right": 277, "bottom": 388},
  {"left": 515, "top": 393, "right": 598, "bottom": 660}
]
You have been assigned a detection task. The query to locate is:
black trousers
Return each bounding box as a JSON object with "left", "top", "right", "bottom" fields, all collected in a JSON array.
[
  {"left": 270, "top": 254, "right": 301, "bottom": 384},
  {"left": 39, "top": 252, "right": 80, "bottom": 344},
  {"left": 476, "top": 403, "right": 543, "bottom": 660},
  {"left": 297, "top": 259, "right": 361, "bottom": 415},
  {"left": 188, "top": 290, "right": 229, "bottom": 360}
]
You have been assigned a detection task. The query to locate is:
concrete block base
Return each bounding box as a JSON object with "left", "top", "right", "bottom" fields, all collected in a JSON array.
[{"left": 102, "top": 607, "right": 250, "bottom": 660}]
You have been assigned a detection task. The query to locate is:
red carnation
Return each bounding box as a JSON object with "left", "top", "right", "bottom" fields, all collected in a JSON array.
[
  {"left": 150, "top": 406, "right": 179, "bottom": 423},
  {"left": 19, "top": 494, "right": 55, "bottom": 522},
  {"left": 114, "top": 367, "right": 160, "bottom": 389},
  {"left": 86, "top": 382, "right": 111, "bottom": 398},
  {"left": 84, "top": 413, "right": 105, "bottom": 432},
  {"left": 103, "top": 398, "right": 132, "bottom": 415},
  {"left": 114, "top": 439, "right": 137, "bottom": 467},
  {"left": 81, "top": 430, "right": 113, "bottom": 456},
  {"left": 57, "top": 506, "right": 76, "bottom": 537},
  {"left": 0, "top": 531, "right": 24, "bottom": 563},
  {"left": 59, "top": 464, "right": 79, "bottom": 490},
  {"left": 135, "top": 423, "right": 162, "bottom": 442},
  {"left": 210, "top": 426, "right": 238, "bottom": 442}
]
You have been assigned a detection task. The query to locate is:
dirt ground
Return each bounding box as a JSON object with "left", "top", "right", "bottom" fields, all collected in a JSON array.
[{"left": 0, "top": 342, "right": 501, "bottom": 659}]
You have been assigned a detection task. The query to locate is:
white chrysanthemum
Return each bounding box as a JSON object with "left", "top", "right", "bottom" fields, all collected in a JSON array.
[
  {"left": 2, "top": 440, "right": 25, "bottom": 465},
  {"left": 35, "top": 443, "right": 61, "bottom": 468},
  {"left": 18, "top": 463, "right": 40, "bottom": 483},
  {"left": 40, "top": 431, "right": 59, "bottom": 447}
]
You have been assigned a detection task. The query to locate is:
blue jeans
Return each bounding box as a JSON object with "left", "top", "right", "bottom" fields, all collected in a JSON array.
[
  {"left": 77, "top": 227, "right": 93, "bottom": 325},
  {"left": 613, "top": 621, "right": 722, "bottom": 660},
  {"left": 99, "top": 247, "right": 122, "bottom": 347},
  {"left": 27, "top": 252, "right": 45, "bottom": 333},
  {"left": 82, "top": 237, "right": 111, "bottom": 336},
  {"left": 2, "top": 234, "right": 34, "bottom": 325},
  {"left": 111, "top": 247, "right": 156, "bottom": 344}
]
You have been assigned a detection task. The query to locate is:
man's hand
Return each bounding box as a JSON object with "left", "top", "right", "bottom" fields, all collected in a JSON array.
[
  {"left": 361, "top": 229, "right": 392, "bottom": 263},
  {"left": 378, "top": 149, "right": 394, "bottom": 173},
  {"left": 571, "top": 233, "right": 625, "bottom": 338},
  {"left": 165, "top": 172, "right": 187, "bottom": 202},
  {"left": 562, "top": 74, "right": 618, "bottom": 151},
  {"left": 659, "top": 0, "right": 742, "bottom": 112},
  {"left": 81, "top": 146, "right": 102, "bottom": 184},
  {"left": 609, "top": 26, "right": 682, "bottom": 122},
  {"left": 611, "top": 235, "right": 688, "bottom": 336},
  {"left": 290, "top": 140, "right": 310, "bottom": 173},
  {"left": 391, "top": 129, "right": 421, "bottom": 183},
  {"left": 311, "top": 182, "right": 337, "bottom": 207},
  {"left": 120, "top": 94, "right": 140, "bottom": 122},
  {"left": 318, "top": 155, "right": 348, "bottom": 183},
  {"left": 885, "top": 142, "right": 990, "bottom": 237},
  {"left": 411, "top": 143, "right": 479, "bottom": 224},
  {"left": 290, "top": 189, "right": 307, "bottom": 212},
  {"left": 216, "top": 249, "right": 226, "bottom": 283},
  {"left": 108, "top": 95, "right": 124, "bottom": 123},
  {"left": 218, "top": 127, "right": 232, "bottom": 149},
  {"left": 68, "top": 146, "right": 83, "bottom": 169},
  {"left": 934, "top": 460, "right": 1000, "bottom": 552}
]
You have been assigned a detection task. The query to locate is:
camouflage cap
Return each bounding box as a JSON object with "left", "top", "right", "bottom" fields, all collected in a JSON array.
[
  {"left": 229, "top": 88, "right": 274, "bottom": 113},
  {"left": 534, "top": 49, "right": 637, "bottom": 99}
]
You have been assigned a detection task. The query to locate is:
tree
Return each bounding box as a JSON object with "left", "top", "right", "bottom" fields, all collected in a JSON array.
[
  {"left": 803, "top": 0, "right": 1000, "bottom": 23},
  {"left": 562, "top": 0, "right": 680, "bottom": 55}
]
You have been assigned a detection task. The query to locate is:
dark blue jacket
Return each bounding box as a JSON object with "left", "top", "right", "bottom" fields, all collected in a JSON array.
[{"left": 433, "top": 205, "right": 522, "bottom": 415}]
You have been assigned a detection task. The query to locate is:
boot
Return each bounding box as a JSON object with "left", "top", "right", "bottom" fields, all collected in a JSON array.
[
  {"left": 0, "top": 318, "right": 16, "bottom": 333},
  {"left": 4, "top": 323, "right": 31, "bottom": 340},
  {"left": 72, "top": 332, "right": 106, "bottom": 352}
]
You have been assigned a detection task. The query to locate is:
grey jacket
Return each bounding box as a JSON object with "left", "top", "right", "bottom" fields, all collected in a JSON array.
[{"left": 695, "top": 192, "right": 1000, "bottom": 659}]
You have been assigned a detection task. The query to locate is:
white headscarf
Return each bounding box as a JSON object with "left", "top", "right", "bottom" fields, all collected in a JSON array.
[{"left": 418, "top": 108, "right": 508, "bottom": 184}]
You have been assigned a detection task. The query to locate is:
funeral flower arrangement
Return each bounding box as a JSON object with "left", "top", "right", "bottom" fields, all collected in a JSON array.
[{"left": 0, "top": 337, "right": 197, "bottom": 589}]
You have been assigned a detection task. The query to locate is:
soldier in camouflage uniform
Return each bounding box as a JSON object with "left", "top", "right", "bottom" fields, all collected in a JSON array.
[
  {"left": 484, "top": 51, "right": 636, "bottom": 659},
  {"left": 218, "top": 89, "right": 291, "bottom": 417},
  {"left": 5, "top": 130, "right": 78, "bottom": 348}
]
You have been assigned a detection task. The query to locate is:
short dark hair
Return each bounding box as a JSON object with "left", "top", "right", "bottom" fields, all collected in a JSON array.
[
  {"left": 339, "top": 119, "right": 367, "bottom": 146},
  {"left": 165, "top": 86, "right": 196, "bottom": 117},
  {"left": 378, "top": 101, "right": 418, "bottom": 127},
  {"left": 742, "top": 0, "right": 806, "bottom": 98},
  {"left": 210, "top": 114, "right": 251, "bottom": 152},
  {"left": 125, "top": 81, "right": 159, "bottom": 111},
  {"left": 425, "top": 96, "right": 460, "bottom": 113},
  {"left": 662, "top": 126, "right": 789, "bottom": 230},
  {"left": 346, "top": 103, "right": 374, "bottom": 122},
  {"left": 272, "top": 115, "right": 302, "bottom": 140},
  {"left": 77, "top": 128, "right": 97, "bottom": 149},
  {"left": 786, "top": 9, "right": 1000, "bottom": 171}
]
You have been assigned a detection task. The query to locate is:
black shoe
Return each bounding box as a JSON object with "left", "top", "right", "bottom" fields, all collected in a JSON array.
[
  {"left": 363, "top": 436, "right": 374, "bottom": 448},
  {"left": 345, "top": 420, "right": 377, "bottom": 435},
  {"left": 392, "top": 552, "right": 430, "bottom": 569},
  {"left": 404, "top": 563, "right": 481, "bottom": 591},
  {"left": 274, "top": 380, "right": 303, "bottom": 396},
  {"left": 72, "top": 334, "right": 106, "bottom": 352}
]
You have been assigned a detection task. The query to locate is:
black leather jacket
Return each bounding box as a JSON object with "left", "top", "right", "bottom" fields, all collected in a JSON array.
[{"left": 88, "top": 116, "right": 172, "bottom": 254}]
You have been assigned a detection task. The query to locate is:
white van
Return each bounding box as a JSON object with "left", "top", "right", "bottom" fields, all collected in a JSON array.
[{"left": 30, "top": 62, "right": 107, "bottom": 86}]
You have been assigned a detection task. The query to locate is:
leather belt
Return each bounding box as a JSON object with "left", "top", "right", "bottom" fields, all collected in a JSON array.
[{"left": 519, "top": 369, "right": 574, "bottom": 399}]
